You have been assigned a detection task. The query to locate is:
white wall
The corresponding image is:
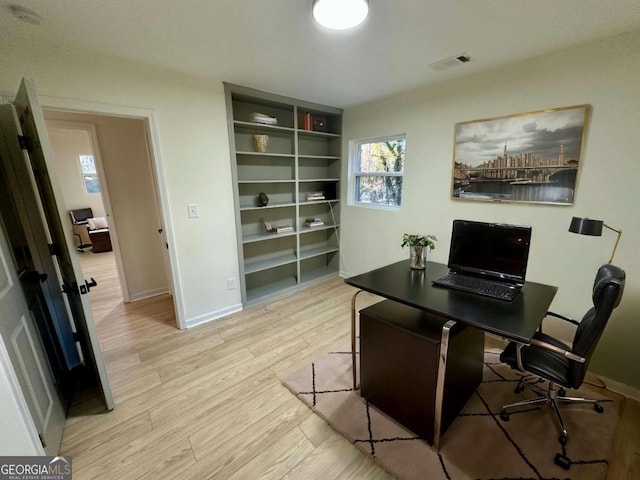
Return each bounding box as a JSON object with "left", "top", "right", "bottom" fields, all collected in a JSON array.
[
  {"left": 0, "top": 39, "right": 241, "bottom": 326},
  {"left": 341, "top": 30, "right": 640, "bottom": 391}
]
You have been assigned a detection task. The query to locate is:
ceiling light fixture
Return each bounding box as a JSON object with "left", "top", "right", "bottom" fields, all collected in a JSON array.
[{"left": 312, "top": 0, "right": 369, "bottom": 30}]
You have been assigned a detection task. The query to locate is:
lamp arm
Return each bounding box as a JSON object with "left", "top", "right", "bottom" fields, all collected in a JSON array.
[{"left": 603, "top": 223, "right": 622, "bottom": 263}]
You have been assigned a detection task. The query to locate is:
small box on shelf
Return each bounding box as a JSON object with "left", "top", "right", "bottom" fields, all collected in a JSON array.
[{"left": 264, "top": 222, "right": 294, "bottom": 234}]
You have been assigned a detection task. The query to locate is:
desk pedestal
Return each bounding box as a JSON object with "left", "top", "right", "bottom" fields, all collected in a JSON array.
[{"left": 360, "top": 300, "right": 484, "bottom": 445}]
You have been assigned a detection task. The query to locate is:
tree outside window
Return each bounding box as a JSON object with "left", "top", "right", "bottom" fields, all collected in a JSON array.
[
  {"left": 353, "top": 135, "right": 405, "bottom": 208},
  {"left": 79, "top": 154, "right": 100, "bottom": 194}
]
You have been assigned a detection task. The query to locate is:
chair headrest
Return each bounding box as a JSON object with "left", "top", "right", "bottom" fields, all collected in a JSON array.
[
  {"left": 593, "top": 264, "right": 625, "bottom": 308},
  {"left": 69, "top": 208, "right": 93, "bottom": 224}
]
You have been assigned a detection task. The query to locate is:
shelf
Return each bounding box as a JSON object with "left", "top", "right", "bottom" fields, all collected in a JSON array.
[
  {"left": 234, "top": 120, "right": 294, "bottom": 134},
  {"left": 236, "top": 151, "right": 295, "bottom": 158},
  {"left": 242, "top": 231, "right": 297, "bottom": 244},
  {"left": 239, "top": 201, "right": 296, "bottom": 211},
  {"left": 246, "top": 276, "right": 298, "bottom": 304},
  {"left": 298, "top": 129, "right": 341, "bottom": 138},
  {"left": 244, "top": 253, "right": 297, "bottom": 274},
  {"left": 238, "top": 180, "right": 295, "bottom": 184},
  {"left": 227, "top": 83, "right": 342, "bottom": 306},
  {"left": 298, "top": 178, "right": 339, "bottom": 183},
  {"left": 298, "top": 155, "right": 340, "bottom": 160},
  {"left": 299, "top": 245, "right": 339, "bottom": 260},
  {"left": 300, "top": 265, "right": 339, "bottom": 284},
  {"left": 299, "top": 223, "right": 339, "bottom": 234}
]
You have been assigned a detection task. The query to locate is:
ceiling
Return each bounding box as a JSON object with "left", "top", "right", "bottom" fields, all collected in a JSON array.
[{"left": 1, "top": 0, "right": 639, "bottom": 108}]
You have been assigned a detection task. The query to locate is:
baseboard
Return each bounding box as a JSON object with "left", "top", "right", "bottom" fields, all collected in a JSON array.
[
  {"left": 185, "top": 303, "right": 243, "bottom": 329},
  {"left": 129, "top": 288, "right": 170, "bottom": 302},
  {"left": 597, "top": 375, "right": 640, "bottom": 401}
]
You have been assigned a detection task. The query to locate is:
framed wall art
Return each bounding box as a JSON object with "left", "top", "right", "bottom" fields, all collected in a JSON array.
[{"left": 451, "top": 105, "right": 589, "bottom": 205}]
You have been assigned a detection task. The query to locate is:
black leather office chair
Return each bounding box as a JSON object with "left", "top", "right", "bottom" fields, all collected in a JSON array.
[
  {"left": 69, "top": 207, "right": 94, "bottom": 251},
  {"left": 499, "top": 264, "right": 625, "bottom": 469}
]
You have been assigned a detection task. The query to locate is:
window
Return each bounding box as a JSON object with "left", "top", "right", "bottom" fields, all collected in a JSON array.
[
  {"left": 352, "top": 135, "right": 405, "bottom": 208},
  {"left": 79, "top": 155, "right": 100, "bottom": 194}
]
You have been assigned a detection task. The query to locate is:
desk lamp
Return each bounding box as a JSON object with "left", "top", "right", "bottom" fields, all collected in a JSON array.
[{"left": 569, "top": 217, "right": 622, "bottom": 263}]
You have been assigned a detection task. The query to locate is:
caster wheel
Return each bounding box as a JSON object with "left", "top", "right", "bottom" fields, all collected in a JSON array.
[
  {"left": 594, "top": 403, "right": 604, "bottom": 413},
  {"left": 514, "top": 384, "right": 524, "bottom": 394},
  {"left": 500, "top": 410, "right": 510, "bottom": 421},
  {"left": 558, "top": 388, "right": 566, "bottom": 397},
  {"left": 559, "top": 434, "right": 567, "bottom": 446},
  {"left": 554, "top": 453, "right": 571, "bottom": 470}
]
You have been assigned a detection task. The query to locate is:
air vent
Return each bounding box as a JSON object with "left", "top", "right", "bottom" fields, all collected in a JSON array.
[{"left": 429, "top": 53, "right": 471, "bottom": 72}]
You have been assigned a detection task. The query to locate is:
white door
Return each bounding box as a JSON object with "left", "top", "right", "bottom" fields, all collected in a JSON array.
[
  {"left": 0, "top": 211, "right": 64, "bottom": 454},
  {"left": 9, "top": 78, "right": 114, "bottom": 410}
]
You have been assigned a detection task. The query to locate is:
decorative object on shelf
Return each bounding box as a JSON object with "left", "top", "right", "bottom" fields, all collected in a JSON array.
[
  {"left": 569, "top": 216, "right": 623, "bottom": 263},
  {"left": 307, "top": 191, "right": 325, "bottom": 201},
  {"left": 312, "top": 0, "right": 369, "bottom": 30},
  {"left": 257, "top": 192, "right": 269, "bottom": 207},
  {"left": 250, "top": 112, "right": 277, "bottom": 125},
  {"left": 253, "top": 134, "right": 269, "bottom": 153},
  {"left": 452, "top": 104, "right": 589, "bottom": 205},
  {"left": 312, "top": 115, "right": 328, "bottom": 132},
  {"left": 401, "top": 233, "right": 437, "bottom": 270}
]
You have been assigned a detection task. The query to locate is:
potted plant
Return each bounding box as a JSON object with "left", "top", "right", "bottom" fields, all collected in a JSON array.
[{"left": 401, "top": 233, "right": 437, "bottom": 270}]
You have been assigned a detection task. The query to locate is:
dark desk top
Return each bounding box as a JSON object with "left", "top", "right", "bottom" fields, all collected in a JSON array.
[{"left": 345, "top": 261, "right": 557, "bottom": 344}]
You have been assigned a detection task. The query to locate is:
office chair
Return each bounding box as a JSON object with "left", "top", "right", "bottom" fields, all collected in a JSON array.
[
  {"left": 69, "top": 207, "right": 94, "bottom": 251},
  {"left": 499, "top": 264, "right": 625, "bottom": 470}
]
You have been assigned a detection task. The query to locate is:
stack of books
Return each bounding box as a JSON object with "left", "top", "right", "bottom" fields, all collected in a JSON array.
[
  {"left": 306, "top": 218, "right": 325, "bottom": 228},
  {"left": 264, "top": 222, "right": 294, "bottom": 234},
  {"left": 306, "top": 191, "right": 325, "bottom": 201},
  {"left": 250, "top": 112, "right": 278, "bottom": 126}
]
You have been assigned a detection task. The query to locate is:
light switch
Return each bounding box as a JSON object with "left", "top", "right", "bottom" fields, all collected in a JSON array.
[{"left": 187, "top": 204, "right": 199, "bottom": 218}]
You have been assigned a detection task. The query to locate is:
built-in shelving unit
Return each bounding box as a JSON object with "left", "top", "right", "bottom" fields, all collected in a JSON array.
[{"left": 225, "top": 83, "right": 343, "bottom": 306}]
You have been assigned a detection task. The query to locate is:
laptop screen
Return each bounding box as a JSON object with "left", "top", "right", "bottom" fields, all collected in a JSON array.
[{"left": 448, "top": 220, "right": 532, "bottom": 283}]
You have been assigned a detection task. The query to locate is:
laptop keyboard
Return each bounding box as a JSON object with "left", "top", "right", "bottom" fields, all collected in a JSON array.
[{"left": 433, "top": 273, "right": 520, "bottom": 301}]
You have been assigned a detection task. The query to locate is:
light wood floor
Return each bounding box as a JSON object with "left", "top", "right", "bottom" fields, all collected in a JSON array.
[{"left": 64, "top": 251, "right": 639, "bottom": 480}]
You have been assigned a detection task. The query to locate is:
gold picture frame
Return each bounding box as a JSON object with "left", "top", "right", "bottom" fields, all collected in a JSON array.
[{"left": 451, "top": 105, "right": 590, "bottom": 205}]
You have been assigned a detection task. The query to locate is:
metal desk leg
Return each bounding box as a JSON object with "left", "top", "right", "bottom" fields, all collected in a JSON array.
[
  {"left": 433, "top": 320, "right": 457, "bottom": 450},
  {"left": 351, "top": 289, "right": 365, "bottom": 390}
]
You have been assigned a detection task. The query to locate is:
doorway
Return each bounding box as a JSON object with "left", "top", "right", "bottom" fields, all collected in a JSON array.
[{"left": 43, "top": 111, "right": 173, "bottom": 328}]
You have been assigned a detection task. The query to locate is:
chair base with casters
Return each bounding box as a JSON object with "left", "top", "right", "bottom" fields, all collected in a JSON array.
[{"left": 498, "top": 263, "right": 626, "bottom": 471}]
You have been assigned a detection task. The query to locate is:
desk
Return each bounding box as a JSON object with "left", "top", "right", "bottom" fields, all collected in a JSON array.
[{"left": 345, "top": 260, "right": 557, "bottom": 448}]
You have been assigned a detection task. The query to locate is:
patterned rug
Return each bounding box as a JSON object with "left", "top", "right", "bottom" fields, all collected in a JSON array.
[{"left": 282, "top": 348, "right": 623, "bottom": 480}]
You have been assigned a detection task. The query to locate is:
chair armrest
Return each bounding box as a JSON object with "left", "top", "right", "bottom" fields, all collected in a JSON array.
[
  {"left": 529, "top": 338, "right": 586, "bottom": 363},
  {"left": 546, "top": 311, "right": 580, "bottom": 326}
]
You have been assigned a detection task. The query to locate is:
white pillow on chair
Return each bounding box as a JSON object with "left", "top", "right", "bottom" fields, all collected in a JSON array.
[{"left": 87, "top": 217, "right": 108, "bottom": 230}]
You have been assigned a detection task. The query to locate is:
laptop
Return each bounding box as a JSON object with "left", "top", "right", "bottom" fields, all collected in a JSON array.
[{"left": 432, "top": 220, "right": 532, "bottom": 301}]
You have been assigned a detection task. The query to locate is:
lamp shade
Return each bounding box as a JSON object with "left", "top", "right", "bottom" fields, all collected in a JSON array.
[
  {"left": 312, "top": 0, "right": 369, "bottom": 30},
  {"left": 569, "top": 217, "right": 603, "bottom": 236}
]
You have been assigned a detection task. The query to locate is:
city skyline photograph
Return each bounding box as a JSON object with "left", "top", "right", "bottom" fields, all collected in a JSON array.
[
  {"left": 454, "top": 105, "right": 588, "bottom": 167},
  {"left": 451, "top": 105, "right": 589, "bottom": 205}
]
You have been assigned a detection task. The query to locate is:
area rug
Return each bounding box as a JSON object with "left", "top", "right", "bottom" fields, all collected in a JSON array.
[{"left": 282, "top": 348, "right": 623, "bottom": 480}]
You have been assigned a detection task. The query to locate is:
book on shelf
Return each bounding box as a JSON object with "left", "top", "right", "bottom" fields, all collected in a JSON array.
[
  {"left": 306, "top": 217, "right": 325, "bottom": 227},
  {"left": 264, "top": 221, "right": 294, "bottom": 234},
  {"left": 300, "top": 112, "right": 312, "bottom": 131},
  {"left": 250, "top": 112, "right": 278, "bottom": 125},
  {"left": 306, "top": 191, "right": 325, "bottom": 201}
]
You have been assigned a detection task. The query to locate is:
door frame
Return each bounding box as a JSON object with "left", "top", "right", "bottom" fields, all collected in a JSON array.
[
  {"left": 28, "top": 95, "right": 185, "bottom": 329},
  {"left": 44, "top": 119, "right": 131, "bottom": 303}
]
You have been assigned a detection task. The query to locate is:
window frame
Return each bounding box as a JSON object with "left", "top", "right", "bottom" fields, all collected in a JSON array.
[
  {"left": 349, "top": 133, "right": 406, "bottom": 210},
  {"left": 78, "top": 154, "right": 101, "bottom": 194}
]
